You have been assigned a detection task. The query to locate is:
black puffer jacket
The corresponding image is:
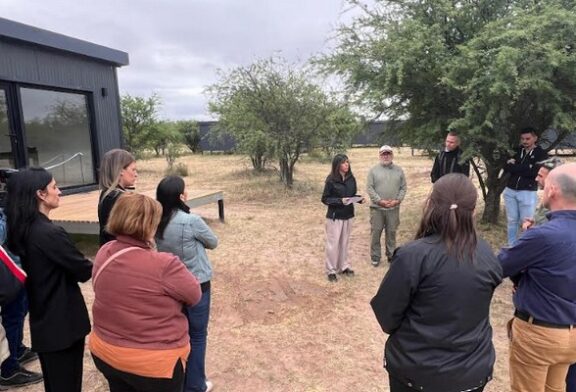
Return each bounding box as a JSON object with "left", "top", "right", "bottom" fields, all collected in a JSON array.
[
  {"left": 371, "top": 235, "right": 502, "bottom": 392},
  {"left": 321, "top": 173, "right": 357, "bottom": 220}
]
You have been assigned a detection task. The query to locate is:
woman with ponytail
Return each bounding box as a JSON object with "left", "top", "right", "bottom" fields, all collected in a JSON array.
[{"left": 370, "top": 173, "right": 502, "bottom": 392}]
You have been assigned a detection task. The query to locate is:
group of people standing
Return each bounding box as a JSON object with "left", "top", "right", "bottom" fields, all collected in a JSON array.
[
  {"left": 322, "top": 130, "right": 575, "bottom": 392},
  {"left": 321, "top": 145, "right": 407, "bottom": 281},
  {"left": 0, "top": 148, "right": 218, "bottom": 392}
]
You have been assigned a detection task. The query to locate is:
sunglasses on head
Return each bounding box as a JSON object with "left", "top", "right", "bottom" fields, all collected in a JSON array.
[{"left": 539, "top": 157, "right": 563, "bottom": 170}]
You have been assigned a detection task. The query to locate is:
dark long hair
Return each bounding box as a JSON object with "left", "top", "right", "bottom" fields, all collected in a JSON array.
[
  {"left": 415, "top": 173, "right": 477, "bottom": 261},
  {"left": 5, "top": 168, "right": 53, "bottom": 257},
  {"left": 329, "top": 154, "right": 352, "bottom": 181},
  {"left": 156, "top": 176, "right": 190, "bottom": 239}
]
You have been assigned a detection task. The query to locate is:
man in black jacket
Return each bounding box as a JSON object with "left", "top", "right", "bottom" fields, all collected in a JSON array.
[
  {"left": 430, "top": 131, "right": 470, "bottom": 183},
  {"left": 502, "top": 127, "right": 548, "bottom": 246}
]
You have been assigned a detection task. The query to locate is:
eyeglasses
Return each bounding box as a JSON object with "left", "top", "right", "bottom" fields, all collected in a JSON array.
[{"left": 379, "top": 151, "right": 392, "bottom": 155}]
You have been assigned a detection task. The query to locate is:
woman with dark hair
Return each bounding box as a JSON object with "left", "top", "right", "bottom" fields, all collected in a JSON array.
[
  {"left": 155, "top": 176, "right": 218, "bottom": 392},
  {"left": 371, "top": 173, "right": 502, "bottom": 392},
  {"left": 98, "top": 149, "right": 137, "bottom": 245},
  {"left": 90, "top": 193, "right": 201, "bottom": 392},
  {"left": 321, "top": 154, "right": 362, "bottom": 282},
  {"left": 5, "top": 168, "right": 93, "bottom": 392}
]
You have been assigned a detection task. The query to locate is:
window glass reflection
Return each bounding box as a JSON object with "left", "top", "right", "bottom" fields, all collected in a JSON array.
[{"left": 20, "top": 88, "right": 95, "bottom": 187}]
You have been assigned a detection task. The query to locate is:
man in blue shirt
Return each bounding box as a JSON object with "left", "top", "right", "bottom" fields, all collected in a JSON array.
[{"left": 499, "top": 162, "right": 576, "bottom": 392}]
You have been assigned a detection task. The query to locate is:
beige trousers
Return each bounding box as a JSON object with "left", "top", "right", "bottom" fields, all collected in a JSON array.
[
  {"left": 324, "top": 218, "right": 352, "bottom": 275},
  {"left": 510, "top": 318, "right": 576, "bottom": 392}
]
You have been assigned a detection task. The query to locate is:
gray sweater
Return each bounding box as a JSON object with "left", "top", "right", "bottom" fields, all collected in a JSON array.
[{"left": 366, "top": 163, "right": 407, "bottom": 209}]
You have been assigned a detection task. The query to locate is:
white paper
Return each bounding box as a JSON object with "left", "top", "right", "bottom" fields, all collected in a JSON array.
[{"left": 343, "top": 196, "right": 363, "bottom": 205}]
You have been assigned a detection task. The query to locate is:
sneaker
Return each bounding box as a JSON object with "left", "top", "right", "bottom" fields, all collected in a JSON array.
[
  {"left": 327, "top": 273, "right": 338, "bottom": 282},
  {"left": 206, "top": 380, "right": 214, "bottom": 392},
  {"left": 371, "top": 260, "right": 380, "bottom": 267},
  {"left": 0, "top": 368, "right": 43, "bottom": 388},
  {"left": 17, "top": 347, "right": 38, "bottom": 365},
  {"left": 341, "top": 268, "right": 355, "bottom": 276}
]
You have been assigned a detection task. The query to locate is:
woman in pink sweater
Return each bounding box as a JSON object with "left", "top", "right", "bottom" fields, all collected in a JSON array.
[{"left": 90, "top": 193, "right": 201, "bottom": 392}]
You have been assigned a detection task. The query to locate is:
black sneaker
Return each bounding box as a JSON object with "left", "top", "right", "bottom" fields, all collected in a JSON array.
[
  {"left": 17, "top": 347, "right": 38, "bottom": 365},
  {"left": 341, "top": 268, "right": 355, "bottom": 276},
  {"left": 0, "top": 368, "right": 43, "bottom": 388},
  {"left": 327, "top": 273, "right": 338, "bottom": 282}
]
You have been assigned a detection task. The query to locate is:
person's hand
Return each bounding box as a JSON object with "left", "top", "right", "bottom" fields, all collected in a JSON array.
[
  {"left": 507, "top": 158, "right": 516, "bottom": 164},
  {"left": 521, "top": 217, "right": 534, "bottom": 231},
  {"left": 378, "top": 200, "right": 389, "bottom": 208},
  {"left": 342, "top": 197, "right": 349, "bottom": 205}
]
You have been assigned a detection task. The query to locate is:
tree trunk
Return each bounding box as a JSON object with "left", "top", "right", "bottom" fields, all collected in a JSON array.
[
  {"left": 482, "top": 188, "right": 502, "bottom": 224},
  {"left": 480, "top": 163, "right": 507, "bottom": 224},
  {"left": 250, "top": 153, "right": 265, "bottom": 171},
  {"left": 279, "top": 157, "right": 293, "bottom": 188}
]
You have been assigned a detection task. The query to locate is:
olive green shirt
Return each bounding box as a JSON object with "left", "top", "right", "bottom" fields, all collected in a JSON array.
[{"left": 366, "top": 163, "right": 407, "bottom": 210}]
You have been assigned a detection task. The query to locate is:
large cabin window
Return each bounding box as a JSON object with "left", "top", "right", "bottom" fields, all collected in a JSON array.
[{"left": 20, "top": 87, "right": 95, "bottom": 188}]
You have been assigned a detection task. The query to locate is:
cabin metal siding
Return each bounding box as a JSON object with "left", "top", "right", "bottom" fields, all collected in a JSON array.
[{"left": 0, "top": 39, "right": 123, "bottom": 155}]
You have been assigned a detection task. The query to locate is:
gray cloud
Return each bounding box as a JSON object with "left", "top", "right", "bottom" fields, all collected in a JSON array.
[{"left": 2, "top": 0, "right": 351, "bottom": 120}]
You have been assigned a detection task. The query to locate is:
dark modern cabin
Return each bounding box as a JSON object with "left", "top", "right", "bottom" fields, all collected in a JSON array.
[{"left": 0, "top": 17, "right": 128, "bottom": 193}]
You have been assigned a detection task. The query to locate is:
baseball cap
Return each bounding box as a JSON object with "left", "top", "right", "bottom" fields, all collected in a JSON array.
[{"left": 379, "top": 145, "right": 393, "bottom": 154}]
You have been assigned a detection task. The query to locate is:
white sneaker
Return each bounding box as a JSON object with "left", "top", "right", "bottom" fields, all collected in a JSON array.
[{"left": 205, "top": 380, "right": 214, "bottom": 392}]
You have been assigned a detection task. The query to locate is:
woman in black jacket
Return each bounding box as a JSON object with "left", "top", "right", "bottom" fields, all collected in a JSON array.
[
  {"left": 97, "top": 149, "right": 137, "bottom": 245},
  {"left": 5, "top": 168, "right": 93, "bottom": 392},
  {"left": 371, "top": 173, "right": 502, "bottom": 392},
  {"left": 321, "top": 154, "right": 362, "bottom": 282}
]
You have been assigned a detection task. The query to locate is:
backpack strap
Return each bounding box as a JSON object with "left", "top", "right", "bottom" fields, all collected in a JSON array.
[{"left": 93, "top": 246, "right": 140, "bottom": 286}]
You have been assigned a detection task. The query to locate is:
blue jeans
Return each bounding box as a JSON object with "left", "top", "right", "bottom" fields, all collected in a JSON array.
[
  {"left": 568, "top": 364, "right": 576, "bottom": 392},
  {"left": 0, "top": 288, "right": 28, "bottom": 376},
  {"left": 184, "top": 288, "right": 211, "bottom": 392},
  {"left": 503, "top": 187, "right": 538, "bottom": 246}
]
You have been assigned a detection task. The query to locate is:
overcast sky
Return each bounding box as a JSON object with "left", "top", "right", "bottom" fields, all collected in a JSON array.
[{"left": 1, "top": 0, "right": 355, "bottom": 120}]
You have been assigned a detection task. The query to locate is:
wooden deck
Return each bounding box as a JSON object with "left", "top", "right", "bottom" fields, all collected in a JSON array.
[{"left": 51, "top": 189, "right": 224, "bottom": 235}]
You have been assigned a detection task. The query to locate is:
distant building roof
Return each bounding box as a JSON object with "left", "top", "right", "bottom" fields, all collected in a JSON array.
[{"left": 0, "top": 17, "right": 129, "bottom": 66}]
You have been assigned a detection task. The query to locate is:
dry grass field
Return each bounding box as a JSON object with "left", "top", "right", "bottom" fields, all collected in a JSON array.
[{"left": 20, "top": 147, "right": 527, "bottom": 391}]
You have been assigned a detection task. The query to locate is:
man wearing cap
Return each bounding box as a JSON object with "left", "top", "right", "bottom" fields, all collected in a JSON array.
[
  {"left": 367, "top": 146, "right": 407, "bottom": 266},
  {"left": 498, "top": 163, "right": 576, "bottom": 392},
  {"left": 430, "top": 131, "right": 470, "bottom": 183}
]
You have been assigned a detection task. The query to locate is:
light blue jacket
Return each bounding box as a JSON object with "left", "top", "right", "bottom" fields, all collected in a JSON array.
[{"left": 156, "top": 210, "right": 218, "bottom": 284}]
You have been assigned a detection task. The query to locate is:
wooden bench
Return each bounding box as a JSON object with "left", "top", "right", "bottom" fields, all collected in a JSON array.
[{"left": 51, "top": 189, "right": 224, "bottom": 235}]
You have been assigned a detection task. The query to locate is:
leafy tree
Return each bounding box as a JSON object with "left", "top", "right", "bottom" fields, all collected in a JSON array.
[
  {"left": 175, "top": 120, "right": 202, "bottom": 154},
  {"left": 313, "top": 103, "right": 363, "bottom": 158},
  {"left": 150, "top": 121, "right": 184, "bottom": 157},
  {"left": 324, "top": 0, "right": 576, "bottom": 223},
  {"left": 121, "top": 94, "right": 161, "bottom": 155},
  {"left": 207, "top": 57, "right": 359, "bottom": 186}
]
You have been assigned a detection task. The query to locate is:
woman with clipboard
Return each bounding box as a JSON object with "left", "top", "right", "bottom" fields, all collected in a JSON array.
[{"left": 321, "top": 154, "right": 363, "bottom": 282}]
